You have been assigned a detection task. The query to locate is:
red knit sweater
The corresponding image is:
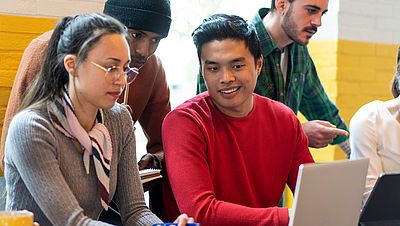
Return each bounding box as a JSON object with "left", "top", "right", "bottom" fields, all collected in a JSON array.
[{"left": 162, "top": 92, "right": 314, "bottom": 226}]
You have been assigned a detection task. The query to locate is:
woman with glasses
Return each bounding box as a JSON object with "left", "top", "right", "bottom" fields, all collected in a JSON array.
[{"left": 4, "top": 13, "right": 192, "bottom": 226}]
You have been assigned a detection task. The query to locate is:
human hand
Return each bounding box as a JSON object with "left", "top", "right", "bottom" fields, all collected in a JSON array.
[
  {"left": 34, "top": 223, "right": 40, "bottom": 226},
  {"left": 174, "top": 213, "right": 195, "bottom": 226},
  {"left": 302, "top": 120, "right": 348, "bottom": 148},
  {"left": 138, "top": 153, "right": 160, "bottom": 170}
]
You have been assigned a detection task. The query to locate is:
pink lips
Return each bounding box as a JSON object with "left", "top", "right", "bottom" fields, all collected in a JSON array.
[{"left": 108, "top": 91, "right": 122, "bottom": 99}]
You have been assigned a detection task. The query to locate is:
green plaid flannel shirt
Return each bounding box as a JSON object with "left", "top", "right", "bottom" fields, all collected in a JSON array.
[{"left": 196, "top": 8, "right": 348, "bottom": 144}]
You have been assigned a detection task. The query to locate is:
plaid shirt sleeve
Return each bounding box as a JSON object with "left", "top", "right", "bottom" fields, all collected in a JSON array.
[
  {"left": 197, "top": 73, "right": 207, "bottom": 94},
  {"left": 299, "top": 56, "right": 349, "bottom": 144}
]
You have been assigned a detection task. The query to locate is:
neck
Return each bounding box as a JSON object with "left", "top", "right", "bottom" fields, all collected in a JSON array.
[
  {"left": 215, "top": 95, "right": 254, "bottom": 118},
  {"left": 263, "top": 12, "right": 293, "bottom": 50},
  {"left": 69, "top": 93, "right": 98, "bottom": 132},
  {"left": 75, "top": 106, "right": 97, "bottom": 132}
]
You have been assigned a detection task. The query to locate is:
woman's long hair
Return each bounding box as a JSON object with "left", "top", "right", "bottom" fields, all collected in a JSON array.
[{"left": 391, "top": 60, "right": 400, "bottom": 98}]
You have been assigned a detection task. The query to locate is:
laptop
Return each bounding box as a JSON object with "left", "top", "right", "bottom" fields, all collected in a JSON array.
[
  {"left": 359, "top": 173, "right": 400, "bottom": 226},
  {"left": 289, "top": 159, "right": 369, "bottom": 226}
]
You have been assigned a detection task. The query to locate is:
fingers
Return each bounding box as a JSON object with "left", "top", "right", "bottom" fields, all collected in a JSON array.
[
  {"left": 329, "top": 127, "right": 349, "bottom": 137},
  {"left": 314, "top": 120, "right": 336, "bottom": 128},
  {"left": 174, "top": 213, "right": 194, "bottom": 225},
  {"left": 174, "top": 213, "right": 190, "bottom": 226},
  {"left": 303, "top": 120, "right": 349, "bottom": 148},
  {"left": 309, "top": 130, "right": 347, "bottom": 148},
  {"left": 308, "top": 139, "right": 331, "bottom": 148},
  {"left": 308, "top": 125, "right": 348, "bottom": 148},
  {"left": 315, "top": 120, "right": 349, "bottom": 137},
  {"left": 137, "top": 153, "right": 157, "bottom": 170},
  {"left": 187, "top": 217, "right": 195, "bottom": 223}
]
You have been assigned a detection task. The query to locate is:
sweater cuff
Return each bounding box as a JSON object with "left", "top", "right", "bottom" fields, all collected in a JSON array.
[{"left": 278, "top": 207, "right": 290, "bottom": 226}]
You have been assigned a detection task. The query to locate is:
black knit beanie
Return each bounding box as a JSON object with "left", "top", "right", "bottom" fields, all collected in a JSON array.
[{"left": 103, "top": 0, "right": 171, "bottom": 37}]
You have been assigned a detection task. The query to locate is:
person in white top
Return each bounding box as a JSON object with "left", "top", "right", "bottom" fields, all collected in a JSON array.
[{"left": 350, "top": 59, "right": 400, "bottom": 205}]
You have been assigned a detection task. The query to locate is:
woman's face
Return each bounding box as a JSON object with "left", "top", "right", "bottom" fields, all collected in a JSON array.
[{"left": 67, "top": 33, "right": 131, "bottom": 113}]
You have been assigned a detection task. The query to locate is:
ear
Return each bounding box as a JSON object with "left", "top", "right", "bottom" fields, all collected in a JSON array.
[
  {"left": 64, "top": 54, "right": 77, "bottom": 76},
  {"left": 275, "top": 0, "right": 288, "bottom": 15},
  {"left": 256, "top": 56, "right": 263, "bottom": 77}
]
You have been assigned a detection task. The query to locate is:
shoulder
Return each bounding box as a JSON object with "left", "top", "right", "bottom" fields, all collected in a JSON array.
[
  {"left": 9, "top": 108, "right": 49, "bottom": 131},
  {"left": 25, "top": 30, "right": 52, "bottom": 53},
  {"left": 253, "top": 94, "right": 301, "bottom": 129},
  {"left": 17, "top": 31, "right": 52, "bottom": 82},
  {"left": 350, "top": 100, "right": 381, "bottom": 126},
  {"left": 165, "top": 93, "right": 211, "bottom": 121},
  {"left": 172, "top": 92, "right": 210, "bottom": 112},
  {"left": 254, "top": 94, "right": 295, "bottom": 115},
  {"left": 137, "top": 54, "right": 167, "bottom": 85},
  {"left": 104, "top": 103, "right": 133, "bottom": 125},
  {"left": 7, "top": 108, "right": 54, "bottom": 145},
  {"left": 141, "top": 54, "right": 164, "bottom": 73},
  {"left": 163, "top": 94, "right": 213, "bottom": 137}
]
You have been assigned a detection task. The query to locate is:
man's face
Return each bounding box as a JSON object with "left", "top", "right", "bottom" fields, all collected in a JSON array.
[
  {"left": 281, "top": 0, "right": 329, "bottom": 45},
  {"left": 201, "top": 39, "right": 262, "bottom": 118},
  {"left": 127, "top": 29, "right": 164, "bottom": 69}
]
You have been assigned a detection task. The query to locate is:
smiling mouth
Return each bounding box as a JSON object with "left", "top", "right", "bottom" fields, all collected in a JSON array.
[{"left": 220, "top": 87, "right": 240, "bottom": 94}]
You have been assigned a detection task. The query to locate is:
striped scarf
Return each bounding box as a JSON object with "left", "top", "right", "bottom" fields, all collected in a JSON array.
[{"left": 48, "top": 92, "right": 112, "bottom": 210}]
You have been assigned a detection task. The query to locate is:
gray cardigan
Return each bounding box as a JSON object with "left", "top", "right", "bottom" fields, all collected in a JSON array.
[{"left": 4, "top": 103, "right": 162, "bottom": 226}]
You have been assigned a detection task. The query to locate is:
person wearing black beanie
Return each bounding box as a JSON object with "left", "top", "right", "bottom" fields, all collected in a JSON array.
[
  {"left": 103, "top": 0, "right": 171, "bottom": 37},
  {"left": 103, "top": 0, "right": 172, "bottom": 221}
]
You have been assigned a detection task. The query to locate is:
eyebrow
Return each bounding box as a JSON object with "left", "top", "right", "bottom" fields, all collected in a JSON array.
[
  {"left": 305, "top": 5, "right": 328, "bottom": 14},
  {"left": 105, "top": 58, "right": 121, "bottom": 63},
  {"left": 231, "top": 57, "right": 246, "bottom": 63},
  {"left": 204, "top": 57, "right": 246, "bottom": 65},
  {"left": 128, "top": 29, "right": 164, "bottom": 39},
  {"left": 204, "top": 60, "right": 218, "bottom": 65},
  {"left": 104, "top": 58, "right": 130, "bottom": 65}
]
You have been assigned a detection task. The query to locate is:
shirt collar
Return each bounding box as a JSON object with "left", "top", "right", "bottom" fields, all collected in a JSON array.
[{"left": 252, "top": 8, "right": 280, "bottom": 57}]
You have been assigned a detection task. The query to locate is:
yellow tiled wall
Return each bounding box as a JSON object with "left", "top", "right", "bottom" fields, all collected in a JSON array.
[
  {"left": 307, "top": 40, "right": 397, "bottom": 162},
  {"left": 0, "top": 14, "right": 57, "bottom": 137},
  {"left": 285, "top": 40, "right": 398, "bottom": 207}
]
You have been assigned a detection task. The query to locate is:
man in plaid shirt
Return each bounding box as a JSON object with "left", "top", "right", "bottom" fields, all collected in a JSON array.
[{"left": 197, "top": 0, "right": 350, "bottom": 156}]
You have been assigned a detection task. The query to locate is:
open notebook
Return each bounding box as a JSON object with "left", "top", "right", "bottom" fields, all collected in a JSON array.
[{"left": 289, "top": 159, "right": 369, "bottom": 226}]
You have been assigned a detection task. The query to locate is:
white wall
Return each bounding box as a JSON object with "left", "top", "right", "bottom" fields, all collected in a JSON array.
[
  {"left": 313, "top": 0, "right": 339, "bottom": 41},
  {"left": 0, "top": 0, "right": 104, "bottom": 17},
  {"left": 338, "top": 0, "right": 400, "bottom": 44}
]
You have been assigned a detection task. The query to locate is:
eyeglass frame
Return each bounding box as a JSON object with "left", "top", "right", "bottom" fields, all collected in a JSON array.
[{"left": 90, "top": 61, "right": 139, "bottom": 84}]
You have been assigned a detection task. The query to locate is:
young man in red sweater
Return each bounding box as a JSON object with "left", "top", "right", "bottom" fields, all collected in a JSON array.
[{"left": 162, "top": 14, "right": 314, "bottom": 226}]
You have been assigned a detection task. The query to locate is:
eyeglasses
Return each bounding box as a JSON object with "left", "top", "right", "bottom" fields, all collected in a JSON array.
[{"left": 90, "top": 61, "right": 139, "bottom": 84}]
